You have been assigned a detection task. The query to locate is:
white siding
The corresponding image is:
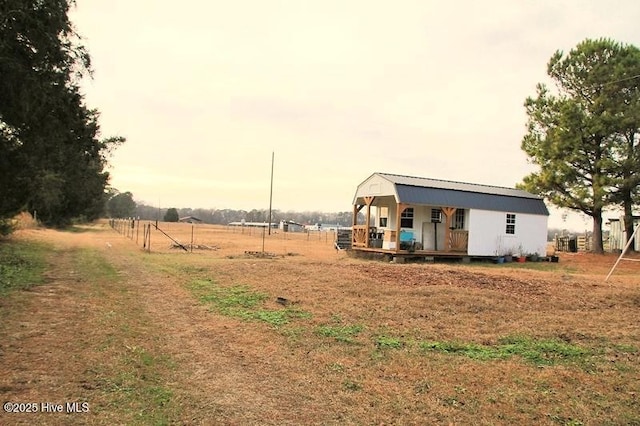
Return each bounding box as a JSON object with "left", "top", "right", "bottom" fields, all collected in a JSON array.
[
  {"left": 609, "top": 218, "right": 640, "bottom": 251},
  {"left": 468, "top": 209, "right": 548, "bottom": 257},
  {"left": 609, "top": 220, "right": 623, "bottom": 251}
]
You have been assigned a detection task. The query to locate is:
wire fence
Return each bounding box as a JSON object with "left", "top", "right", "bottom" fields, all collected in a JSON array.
[{"left": 108, "top": 219, "right": 341, "bottom": 255}]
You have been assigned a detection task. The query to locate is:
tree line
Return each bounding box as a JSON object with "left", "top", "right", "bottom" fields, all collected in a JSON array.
[
  {"left": 0, "top": 0, "right": 124, "bottom": 233},
  {"left": 105, "top": 191, "right": 360, "bottom": 226}
]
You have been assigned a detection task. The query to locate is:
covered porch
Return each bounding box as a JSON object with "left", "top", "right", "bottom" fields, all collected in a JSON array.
[{"left": 351, "top": 196, "right": 469, "bottom": 255}]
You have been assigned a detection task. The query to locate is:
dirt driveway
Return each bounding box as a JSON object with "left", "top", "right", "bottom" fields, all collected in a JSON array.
[{"left": 1, "top": 225, "right": 350, "bottom": 425}]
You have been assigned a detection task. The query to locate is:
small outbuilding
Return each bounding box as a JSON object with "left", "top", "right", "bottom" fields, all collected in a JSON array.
[
  {"left": 351, "top": 172, "right": 549, "bottom": 258},
  {"left": 279, "top": 220, "right": 305, "bottom": 232},
  {"left": 607, "top": 216, "right": 640, "bottom": 252},
  {"left": 179, "top": 216, "right": 203, "bottom": 224}
]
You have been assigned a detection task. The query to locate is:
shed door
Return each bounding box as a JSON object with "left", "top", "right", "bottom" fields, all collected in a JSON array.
[
  {"left": 422, "top": 222, "right": 434, "bottom": 250},
  {"left": 422, "top": 221, "right": 445, "bottom": 251}
]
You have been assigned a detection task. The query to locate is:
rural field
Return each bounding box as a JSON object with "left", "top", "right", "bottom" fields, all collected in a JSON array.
[{"left": 0, "top": 220, "right": 638, "bottom": 425}]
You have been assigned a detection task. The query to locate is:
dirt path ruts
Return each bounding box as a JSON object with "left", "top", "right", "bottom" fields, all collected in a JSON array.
[
  {"left": 0, "top": 228, "right": 329, "bottom": 425},
  {"left": 99, "top": 235, "right": 334, "bottom": 425},
  {"left": 0, "top": 238, "right": 108, "bottom": 425}
]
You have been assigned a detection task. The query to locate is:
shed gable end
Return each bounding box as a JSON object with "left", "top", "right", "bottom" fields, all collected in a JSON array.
[{"left": 353, "top": 174, "right": 397, "bottom": 203}]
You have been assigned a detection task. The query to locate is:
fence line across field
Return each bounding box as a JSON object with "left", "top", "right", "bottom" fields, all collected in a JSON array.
[
  {"left": 228, "top": 223, "right": 337, "bottom": 242},
  {"left": 109, "top": 219, "right": 339, "bottom": 253}
]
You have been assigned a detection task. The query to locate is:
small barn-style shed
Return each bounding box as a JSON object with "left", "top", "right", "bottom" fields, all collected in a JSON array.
[{"left": 352, "top": 173, "right": 549, "bottom": 258}]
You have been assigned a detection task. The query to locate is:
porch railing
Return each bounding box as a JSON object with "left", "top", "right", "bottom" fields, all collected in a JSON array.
[
  {"left": 450, "top": 230, "right": 469, "bottom": 252},
  {"left": 352, "top": 225, "right": 368, "bottom": 247}
]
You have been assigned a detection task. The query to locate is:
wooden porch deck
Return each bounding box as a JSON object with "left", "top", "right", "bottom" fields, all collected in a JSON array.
[
  {"left": 351, "top": 246, "right": 472, "bottom": 262},
  {"left": 353, "top": 246, "right": 465, "bottom": 256},
  {"left": 351, "top": 224, "right": 470, "bottom": 257}
]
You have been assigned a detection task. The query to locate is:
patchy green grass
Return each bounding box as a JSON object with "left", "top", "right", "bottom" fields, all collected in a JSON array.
[
  {"left": 188, "top": 279, "right": 311, "bottom": 327},
  {"left": 612, "top": 343, "right": 639, "bottom": 354},
  {"left": 4, "top": 225, "right": 637, "bottom": 425},
  {"left": 375, "top": 335, "right": 405, "bottom": 350},
  {"left": 94, "top": 344, "right": 176, "bottom": 424},
  {"left": 420, "top": 335, "right": 590, "bottom": 366},
  {"left": 342, "top": 379, "right": 362, "bottom": 392},
  {"left": 197, "top": 281, "right": 267, "bottom": 310},
  {"left": 66, "top": 247, "right": 178, "bottom": 424},
  {"left": 315, "top": 324, "right": 364, "bottom": 343},
  {"left": 470, "top": 261, "right": 578, "bottom": 274},
  {"left": 73, "top": 247, "right": 120, "bottom": 283},
  {"left": 0, "top": 239, "right": 49, "bottom": 296}
]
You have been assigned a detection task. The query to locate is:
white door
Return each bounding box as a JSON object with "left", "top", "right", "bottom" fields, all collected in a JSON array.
[
  {"left": 422, "top": 221, "right": 445, "bottom": 250},
  {"left": 422, "top": 222, "right": 435, "bottom": 250}
]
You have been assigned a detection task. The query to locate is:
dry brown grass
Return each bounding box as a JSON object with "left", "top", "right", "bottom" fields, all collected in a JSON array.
[{"left": 1, "top": 220, "right": 638, "bottom": 425}]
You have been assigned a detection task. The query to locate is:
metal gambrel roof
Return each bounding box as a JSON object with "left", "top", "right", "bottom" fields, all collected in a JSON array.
[{"left": 374, "top": 173, "right": 549, "bottom": 216}]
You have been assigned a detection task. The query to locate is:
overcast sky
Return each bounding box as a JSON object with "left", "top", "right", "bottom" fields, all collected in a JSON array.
[{"left": 70, "top": 1, "right": 639, "bottom": 230}]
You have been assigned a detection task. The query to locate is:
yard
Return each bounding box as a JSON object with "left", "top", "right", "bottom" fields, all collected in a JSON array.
[{"left": 0, "top": 221, "right": 638, "bottom": 425}]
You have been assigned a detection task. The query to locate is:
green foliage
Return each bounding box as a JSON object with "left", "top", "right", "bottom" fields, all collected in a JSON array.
[
  {"left": 0, "top": 219, "right": 15, "bottom": 236},
  {"left": 520, "top": 38, "right": 640, "bottom": 253},
  {"left": 163, "top": 208, "right": 179, "bottom": 223},
  {"left": 0, "top": 0, "right": 124, "bottom": 226},
  {"left": 107, "top": 191, "right": 136, "bottom": 219},
  {"left": 0, "top": 240, "right": 48, "bottom": 296}
]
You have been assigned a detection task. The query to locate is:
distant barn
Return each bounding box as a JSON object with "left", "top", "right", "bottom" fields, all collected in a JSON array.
[
  {"left": 279, "top": 220, "right": 305, "bottom": 232},
  {"left": 179, "top": 216, "right": 203, "bottom": 224},
  {"left": 228, "top": 221, "right": 276, "bottom": 228}
]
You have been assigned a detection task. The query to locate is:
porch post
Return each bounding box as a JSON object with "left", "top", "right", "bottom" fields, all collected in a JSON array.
[
  {"left": 352, "top": 204, "right": 359, "bottom": 227},
  {"left": 364, "top": 196, "right": 375, "bottom": 249},
  {"left": 352, "top": 204, "right": 364, "bottom": 247},
  {"left": 442, "top": 207, "right": 457, "bottom": 252},
  {"left": 396, "top": 203, "right": 409, "bottom": 252}
]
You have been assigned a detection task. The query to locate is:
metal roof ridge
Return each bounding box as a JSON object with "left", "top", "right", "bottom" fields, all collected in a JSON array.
[{"left": 376, "top": 172, "right": 530, "bottom": 193}]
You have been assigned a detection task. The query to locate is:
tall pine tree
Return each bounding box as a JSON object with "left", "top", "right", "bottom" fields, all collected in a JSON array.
[
  {"left": 0, "top": 0, "right": 124, "bottom": 226},
  {"left": 521, "top": 38, "right": 640, "bottom": 253}
]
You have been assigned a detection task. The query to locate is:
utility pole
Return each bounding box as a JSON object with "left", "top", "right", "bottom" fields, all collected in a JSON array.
[{"left": 268, "top": 151, "right": 274, "bottom": 235}]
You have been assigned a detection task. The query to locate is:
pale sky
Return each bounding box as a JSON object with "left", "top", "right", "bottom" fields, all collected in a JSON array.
[{"left": 70, "top": 1, "right": 639, "bottom": 230}]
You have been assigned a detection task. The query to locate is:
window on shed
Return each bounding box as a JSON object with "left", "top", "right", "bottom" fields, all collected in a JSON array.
[
  {"left": 506, "top": 213, "right": 516, "bottom": 234},
  {"left": 431, "top": 208, "right": 442, "bottom": 223},
  {"left": 400, "top": 208, "right": 414, "bottom": 228},
  {"left": 454, "top": 209, "right": 465, "bottom": 229},
  {"left": 378, "top": 207, "right": 388, "bottom": 227}
]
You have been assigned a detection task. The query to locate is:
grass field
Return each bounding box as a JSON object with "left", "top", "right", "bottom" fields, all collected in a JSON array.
[{"left": 0, "top": 221, "right": 638, "bottom": 425}]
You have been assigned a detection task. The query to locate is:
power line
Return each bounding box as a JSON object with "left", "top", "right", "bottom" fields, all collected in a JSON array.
[{"left": 602, "top": 73, "right": 640, "bottom": 86}]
